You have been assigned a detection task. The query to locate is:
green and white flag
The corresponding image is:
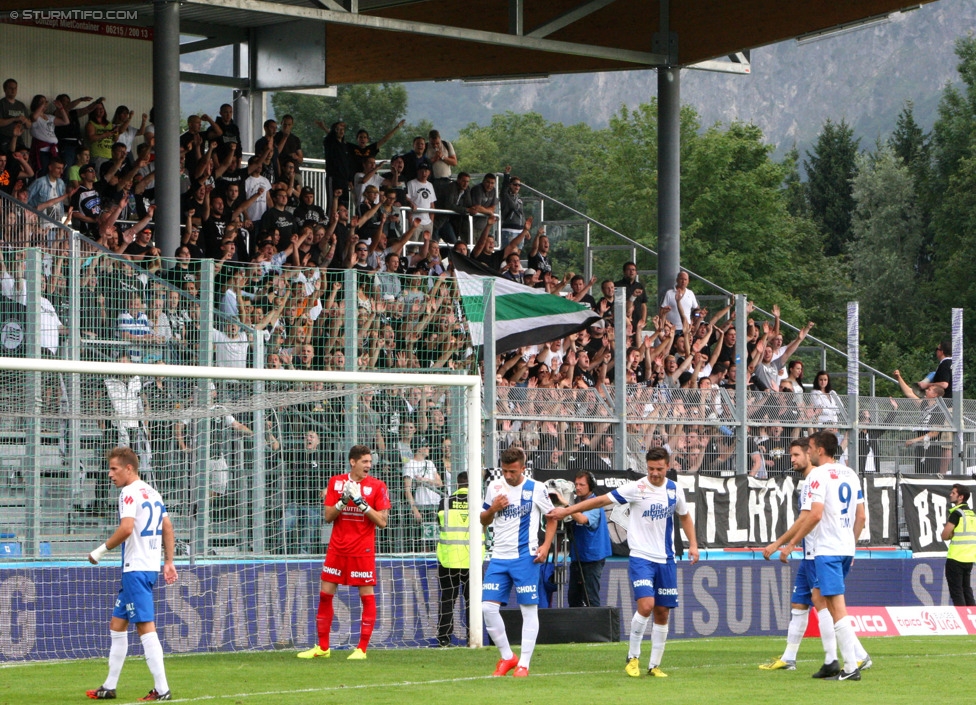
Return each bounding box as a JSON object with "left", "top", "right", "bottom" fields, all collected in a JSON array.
[{"left": 450, "top": 252, "right": 601, "bottom": 355}]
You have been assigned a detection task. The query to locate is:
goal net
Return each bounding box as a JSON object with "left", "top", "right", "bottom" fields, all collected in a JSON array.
[{"left": 0, "top": 356, "right": 483, "bottom": 661}]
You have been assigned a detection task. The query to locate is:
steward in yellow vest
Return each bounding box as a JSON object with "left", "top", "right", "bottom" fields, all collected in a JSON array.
[{"left": 941, "top": 483, "right": 976, "bottom": 606}]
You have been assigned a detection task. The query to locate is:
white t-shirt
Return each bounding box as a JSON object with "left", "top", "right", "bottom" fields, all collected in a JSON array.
[
  {"left": 802, "top": 461, "right": 862, "bottom": 557},
  {"left": 245, "top": 174, "right": 272, "bottom": 223},
  {"left": 483, "top": 477, "right": 553, "bottom": 560},
  {"left": 403, "top": 458, "right": 440, "bottom": 507},
  {"left": 610, "top": 476, "right": 688, "bottom": 563},
  {"left": 118, "top": 479, "right": 167, "bottom": 573},
  {"left": 212, "top": 328, "right": 249, "bottom": 368},
  {"left": 660, "top": 287, "right": 699, "bottom": 331},
  {"left": 406, "top": 178, "right": 437, "bottom": 226},
  {"left": 31, "top": 113, "right": 58, "bottom": 147}
]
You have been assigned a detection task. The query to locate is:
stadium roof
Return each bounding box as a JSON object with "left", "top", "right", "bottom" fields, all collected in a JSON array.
[{"left": 8, "top": 0, "right": 937, "bottom": 84}]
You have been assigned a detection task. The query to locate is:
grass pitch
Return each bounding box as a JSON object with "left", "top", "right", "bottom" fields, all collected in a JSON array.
[{"left": 3, "top": 636, "right": 975, "bottom": 705}]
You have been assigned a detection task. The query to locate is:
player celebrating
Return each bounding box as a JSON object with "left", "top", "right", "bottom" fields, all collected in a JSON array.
[
  {"left": 86, "top": 447, "right": 177, "bottom": 702},
  {"left": 481, "top": 446, "right": 557, "bottom": 677},
  {"left": 760, "top": 438, "right": 871, "bottom": 675},
  {"left": 298, "top": 445, "right": 390, "bottom": 660},
  {"left": 766, "top": 431, "right": 866, "bottom": 681},
  {"left": 549, "top": 447, "right": 699, "bottom": 678}
]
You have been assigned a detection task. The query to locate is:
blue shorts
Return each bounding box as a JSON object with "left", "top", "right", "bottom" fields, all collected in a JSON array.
[
  {"left": 791, "top": 559, "right": 816, "bottom": 606},
  {"left": 628, "top": 557, "right": 678, "bottom": 607},
  {"left": 112, "top": 570, "right": 158, "bottom": 623},
  {"left": 482, "top": 555, "right": 540, "bottom": 605},
  {"left": 812, "top": 555, "right": 853, "bottom": 597}
]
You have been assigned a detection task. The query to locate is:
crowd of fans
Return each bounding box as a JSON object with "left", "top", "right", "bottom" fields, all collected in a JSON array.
[{"left": 0, "top": 80, "right": 958, "bottom": 552}]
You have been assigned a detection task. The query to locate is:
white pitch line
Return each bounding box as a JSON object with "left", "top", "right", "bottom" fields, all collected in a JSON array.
[
  {"left": 109, "top": 647, "right": 976, "bottom": 704},
  {"left": 113, "top": 670, "right": 599, "bottom": 704}
]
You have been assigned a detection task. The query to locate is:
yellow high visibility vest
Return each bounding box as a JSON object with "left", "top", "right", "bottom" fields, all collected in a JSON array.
[
  {"left": 437, "top": 488, "right": 470, "bottom": 569},
  {"left": 947, "top": 504, "right": 976, "bottom": 563}
]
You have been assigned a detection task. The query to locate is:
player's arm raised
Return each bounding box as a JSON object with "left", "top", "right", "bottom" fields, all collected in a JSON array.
[
  {"left": 88, "top": 516, "right": 135, "bottom": 564},
  {"left": 547, "top": 493, "right": 613, "bottom": 522}
]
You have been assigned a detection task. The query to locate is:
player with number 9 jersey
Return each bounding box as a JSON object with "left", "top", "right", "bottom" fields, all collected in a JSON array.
[{"left": 802, "top": 462, "right": 863, "bottom": 557}]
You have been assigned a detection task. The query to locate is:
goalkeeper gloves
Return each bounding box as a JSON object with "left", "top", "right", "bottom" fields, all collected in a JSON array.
[{"left": 348, "top": 481, "right": 369, "bottom": 512}]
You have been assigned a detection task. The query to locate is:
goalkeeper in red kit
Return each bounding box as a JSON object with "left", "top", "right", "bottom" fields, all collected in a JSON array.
[{"left": 298, "top": 445, "right": 391, "bottom": 660}]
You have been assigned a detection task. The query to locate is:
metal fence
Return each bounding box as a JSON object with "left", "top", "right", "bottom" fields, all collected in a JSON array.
[{"left": 0, "top": 188, "right": 971, "bottom": 561}]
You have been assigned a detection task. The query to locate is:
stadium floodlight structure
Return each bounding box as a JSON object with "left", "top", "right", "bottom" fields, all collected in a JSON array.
[{"left": 0, "top": 355, "right": 484, "bottom": 658}]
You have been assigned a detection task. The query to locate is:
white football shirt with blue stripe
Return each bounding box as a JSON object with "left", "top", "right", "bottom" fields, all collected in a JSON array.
[
  {"left": 483, "top": 477, "right": 554, "bottom": 560},
  {"left": 797, "top": 475, "right": 813, "bottom": 559},
  {"left": 801, "top": 462, "right": 863, "bottom": 557},
  {"left": 118, "top": 480, "right": 168, "bottom": 573},
  {"left": 609, "top": 477, "right": 687, "bottom": 563}
]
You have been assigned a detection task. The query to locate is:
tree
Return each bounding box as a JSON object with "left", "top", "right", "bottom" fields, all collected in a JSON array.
[
  {"left": 804, "top": 118, "right": 859, "bottom": 257},
  {"left": 781, "top": 145, "right": 808, "bottom": 219},
  {"left": 576, "top": 103, "right": 831, "bottom": 328},
  {"left": 931, "top": 37, "right": 976, "bottom": 190},
  {"left": 270, "top": 84, "right": 423, "bottom": 160},
  {"left": 454, "top": 111, "right": 596, "bottom": 209},
  {"left": 890, "top": 101, "right": 928, "bottom": 170},
  {"left": 848, "top": 147, "right": 925, "bottom": 348}
]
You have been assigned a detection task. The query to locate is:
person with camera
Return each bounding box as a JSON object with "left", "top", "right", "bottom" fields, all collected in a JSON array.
[{"left": 550, "top": 471, "right": 613, "bottom": 607}]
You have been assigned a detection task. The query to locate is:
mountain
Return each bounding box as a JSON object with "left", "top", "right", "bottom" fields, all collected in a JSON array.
[
  {"left": 179, "top": 0, "right": 974, "bottom": 160},
  {"left": 404, "top": 0, "right": 974, "bottom": 157}
]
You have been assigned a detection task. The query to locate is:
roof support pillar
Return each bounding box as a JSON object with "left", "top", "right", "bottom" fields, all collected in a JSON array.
[
  {"left": 656, "top": 66, "right": 680, "bottom": 303},
  {"left": 153, "top": 0, "right": 182, "bottom": 259}
]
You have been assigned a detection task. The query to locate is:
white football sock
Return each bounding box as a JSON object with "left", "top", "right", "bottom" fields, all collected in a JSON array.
[
  {"left": 834, "top": 617, "right": 859, "bottom": 674},
  {"left": 103, "top": 630, "right": 128, "bottom": 689},
  {"left": 783, "top": 608, "right": 809, "bottom": 661},
  {"left": 518, "top": 604, "right": 539, "bottom": 669},
  {"left": 628, "top": 612, "right": 649, "bottom": 660},
  {"left": 649, "top": 623, "right": 669, "bottom": 669},
  {"left": 818, "top": 608, "right": 837, "bottom": 664},
  {"left": 140, "top": 631, "right": 169, "bottom": 694},
  {"left": 482, "top": 602, "right": 513, "bottom": 660}
]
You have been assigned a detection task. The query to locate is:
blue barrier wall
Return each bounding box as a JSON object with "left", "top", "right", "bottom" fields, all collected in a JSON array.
[{"left": 0, "top": 556, "right": 954, "bottom": 661}]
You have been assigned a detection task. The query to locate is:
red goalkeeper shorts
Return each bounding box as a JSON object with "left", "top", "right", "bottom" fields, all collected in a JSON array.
[{"left": 321, "top": 551, "right": 377, "bottom": 586}]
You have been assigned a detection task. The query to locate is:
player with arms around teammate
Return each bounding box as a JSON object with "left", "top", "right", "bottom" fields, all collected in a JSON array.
[
  {"left": 481, "top": 446, "right": 557, "bottom": 677},
  {"left": 549, "top": 447, "right": 699, "bottom": 678},
  {"left": 298, "top": 445, "right": 390, "bottom": 660},
  {"left": 768, "top": 431, "right": 866, "bottom": 681},
  {"left": 86, "top": 447, "right": 177, "bottom": 701},
  {"left": 760, "top": 438, "right": 871, "bottom": 675}
]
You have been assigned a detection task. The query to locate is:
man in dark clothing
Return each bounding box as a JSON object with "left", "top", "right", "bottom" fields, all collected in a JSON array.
[
  {"left": 318, "top": 120, "right": 354, "bottom": 204},
  {"left": 918, "top": 338, "right": 953, "bottom": 399}
]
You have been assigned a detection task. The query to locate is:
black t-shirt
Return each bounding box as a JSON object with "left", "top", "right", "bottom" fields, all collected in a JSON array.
[
  {"left": 55, "top": 109, "right": 85, "bottom": 147},
  {"left": 295, "top": 203, "right": 326, "bottom": 226},
  {"left": 208, "top": 119, "right": 241, "bottom": 158},
  {"left": 934, "top": 357, "right": 953, "bottom": 399},
  {"left": 528, "top": 252, "right": 552, "bottom": 275},
  {"left": 215, "top": 166, "right": 247, "bottom": 199},
  {"left": 71, "top": 187, "right": 102, "bottom": 235},
  {"left": 259, "top": 207, "right": 299, "bottom": 249},
  {"left": 475, "top": 250, "right": 505, "bottom": 272},
  {"left": 349, "top": 142, "right": 380, "bottom": 174}
]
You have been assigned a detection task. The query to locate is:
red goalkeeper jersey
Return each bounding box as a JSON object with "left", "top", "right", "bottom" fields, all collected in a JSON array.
[{"left": 323, "top": 473, "right": 391, "bottom": 556}]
